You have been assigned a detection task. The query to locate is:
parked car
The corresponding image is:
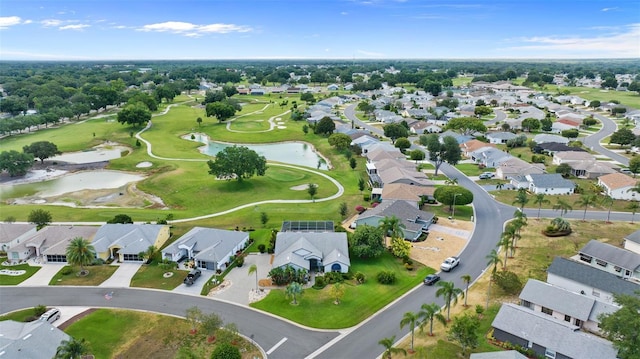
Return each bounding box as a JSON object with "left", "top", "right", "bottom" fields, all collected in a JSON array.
[
  {"left": 440, "top": 256, "right": 460, "bottom": 272},
  {"left": 39, "top": 308, "right": 61, "bottom": 324},
  {"left": 478, "top": 172, "right": 495, "bottom": 179},
  {"left": 423, "top": 274, "right": 440, "bottom": 286},
  {"left": 183, "top": 268, "right": 202, "bottom": 286}
]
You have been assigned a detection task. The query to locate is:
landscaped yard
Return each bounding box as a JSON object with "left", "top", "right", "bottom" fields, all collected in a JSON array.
[
  {"left": 0, "top": 307, "right": 43, "bottom": 322},
  {"left": 0, "top": 262, "right": 41, "bottom": 285},
  {"left": 130, "top": 263, "right": 187, "bottom": 290},
  {"left": 454, "top": 163, "right": 486, "bottom": 177},
  {"left": 251, "top": 252, "right": 433, "bottom": 329},
  {"left": 49, "top": 265, "right": 118, "bottom": 286}
]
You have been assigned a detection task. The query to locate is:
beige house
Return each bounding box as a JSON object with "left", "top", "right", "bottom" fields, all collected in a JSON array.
[
  {"left": 496, "top": 157, "right": 546, "bottom": 180},
  {"left": 598, "top": 172, "right": 639, "bottom": 200},
  {"left": 92, "top": 224, "right": 170, "bottom": 262},
  {"left": 552, "top": 151, "right": 595, "bottom": 165},
  {"left": 7, "top": 225, "right": 99, "bottom": 263}
]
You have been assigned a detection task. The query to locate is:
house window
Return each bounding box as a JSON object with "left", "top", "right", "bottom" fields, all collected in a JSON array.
[
  {"left": 521, "top": 300, "right": 532, "bottom": 309},
  {"left": 123, "top": 253, "right": 141, "bottom": 261},
  {"left": 541, "top": 307, "right": 553, "bottom": 315},
  {"left": 575, "top": 319, "right": 582, "bottom": 327},
  {"left": 595, "top": 259, "right": 607, "bottom": 267},
  {"left": 579, "top": 254, "right": 592, "bottom": 263},
  {"left": 564, "top": 315, "right": 571, "bottom": 322},
  {"left": 331, "top": 263, "right": 341, "bottom": 272},
  {"left": 545, "top": 349, "right": 557, "bottom": 359},
  {"left": 614, "top": 266, "right": 622, "bottom": 273},
  {"left": 625, "top": 270, "right": 631, "bottom": 276}
]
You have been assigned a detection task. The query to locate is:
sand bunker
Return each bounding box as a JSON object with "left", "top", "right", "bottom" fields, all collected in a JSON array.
[
  {"left": 290, "top": 184, "right": 317, "bottom": 190},
  {"left": 136, "top": 161, "right": 153, "bottom": 168}
]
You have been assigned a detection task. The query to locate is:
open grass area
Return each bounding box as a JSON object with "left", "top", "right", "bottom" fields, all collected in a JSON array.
[
  {"left": 452, "top": 77, "right": 473, "bottom": 87},
  {"left": 251, "top": 252, "right": 433, "bottom": 329},
  {"left": 49, "top": 265, "right": 118, "bottom": 286},
  {"left": 0, "top": 308, "right": 42, "bottom": 322},
  {"left": 454, "top": 163, "right": 486, "bottom": 177},
  {"left": 130, "top": 264, "right": 187, "bottom": 290},
  {"left": 0, "top": 262, "right": 41, "bottom": 285}
]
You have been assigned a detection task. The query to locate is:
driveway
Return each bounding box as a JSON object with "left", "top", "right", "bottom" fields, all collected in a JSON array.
[
  {"left": 99, "top": 263, "right": 142, "bottom": 287},
  {"left": 210, "top": 253, "right": 273, "bottom": 306},
  {"left": 18, "top": 263, "right": 65, "bottom": 287},
  {"left": 172, "top": 269, "right": 213, "bottom": 296}
]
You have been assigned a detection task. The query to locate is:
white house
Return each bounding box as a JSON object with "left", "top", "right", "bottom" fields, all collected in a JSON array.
[
  {"left": 578, "top": 240, "right": 640, "bottom": 282},
  {"left": 486, "top": 132, "right": 518, "bottom": 144},
  {"left": 598, "top": 172, "right": 638, "bottom": 200},
  {"left": 624, "top": 230, "right": 640, "bottom": 255},
  {"left": 526, "top": 173, "right": 575, "bottom": 195},
  {"left": 272, "top": 232, "right": 350, "bottom": 273}
]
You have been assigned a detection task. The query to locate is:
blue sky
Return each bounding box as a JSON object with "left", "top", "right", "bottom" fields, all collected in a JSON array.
[{"left": 0, "top": 0, "right": 638, "bottom": 60}]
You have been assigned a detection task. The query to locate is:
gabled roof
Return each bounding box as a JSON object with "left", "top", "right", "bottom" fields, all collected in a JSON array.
[
  {"left": 273, "top": 232, "right": 349, "bottom": 270},
  {"left": 580, "top": 240, "right": 640, "bottom": 271},
  {"left": 14, "top": 225, "right": 99, "bottom": 255},
  {"left": 569, "top": 161, "right": 617, "bottom": 173},
  {"left": 92, "top": 224, "right": 167, "bottom": 254},
  {"left": 499, "top": 157, "right": 545, "bottom": 173},
  {"left": 547, "top": 256, "right": 639, "bottom": 296},
  {"left": 163, "top": 227, "right": 249, "bottom": 263},
  {"left": 527, "top": 173, "right": 575, "bottom": 189},
  {"left": 0, "top": 223, "right": 36, "bottom": 244},
  {"left": 533, "top": 134, "right": 569, "bottom": 144},
  {"left": 486, "top": 132, "right": 518, "bottom": 140},
  {"left": 357, "top": 199, "right": 435, "bottom": 232},
  {"left": 381, "top": 183, "right": 435, "bottom": 202},
  {"left": 492, "top": 304, "right": 617, "bottom": 359},
  {"left": 554, "top": 151, "right": 595, "bottom": 162},
  {"left": 519, "top": 279, "right": 595, "bottom": 321},
  {"left": 625, "top": 229, "right": 640, "bottom": 244},
  {"left": 378, "top": 166, "right": 432, "bottom": 186},
  {"left": 0, "top": 320, "right": 71, "bottom": 359},
  {"left": 535, "top": 142, "right": 586, "bottom": 153},
  {"left": 460, "top": 139, "right": 496, "bottom": 153},
  {"left": 598, "top": 172, "right": 638, "bottom": 190}
]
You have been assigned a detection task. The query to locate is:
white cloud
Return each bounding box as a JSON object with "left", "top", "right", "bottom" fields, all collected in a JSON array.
[
  {"left": 0, "top": 49, "right": 93, "bottom": 60},
  {"left": 41, "top": 19, "right": 63, "bottom": 27},
  {"left": 341, "top": 11, "right": 348, "bottom": 15},
  {"left": 601, "top": 7, "right": 618, "bottom": 12},
  {"left": 0, "top": 16, "right": 25, "bottom": 29},
  {"left": 59, "top": 24, "right": 90, "bottom": 31},
  {"left": 139, "top": 21, "right": 251, "bottom": 35},
  {"left": 503, "top": 23, "right": 640, "bottom": 58}
]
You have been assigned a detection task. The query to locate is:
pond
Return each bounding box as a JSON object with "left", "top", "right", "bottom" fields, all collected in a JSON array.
[
  {"left": 0, "top": 171, "right": 145, "bottom": 199},
  {"left": 195, "top": 135, "right": 329, "bottom": 170}
]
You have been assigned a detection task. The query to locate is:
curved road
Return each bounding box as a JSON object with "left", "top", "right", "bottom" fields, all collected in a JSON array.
[{"left": 580, "top": 110, "right": 629, "bottom": 165}]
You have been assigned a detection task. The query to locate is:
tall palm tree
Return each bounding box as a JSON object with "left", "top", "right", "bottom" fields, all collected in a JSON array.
[
  {"left": 552, "top": 198, "right": 573, "bottom": 218},
  {"left": 502, "top": 222, "right": 521, "bottom": 258},
  {"left": 435, "top": 281, "right": 463, "bottom": 321},
  {"left": 485, "top": 249, "right": 502, "bottom": 309},
  {"left": 601, "top": 195, "right": 614, "bottom": 223},
  {"left": 400, "top": 311, "right": 420, "bottom": 351},
  {"left": 627, "top": 201, "right": 639, "bottom": 224},
  {"left": 65, "top": 237, "right": 96, "bottom": 274},
  {"left": 575, "top": 194, "right": 597, "bottom": 221},
  {"left": 378, "top": 215, "right": 405, "bottom": 247},
  {"left": 418, "top": 302, "right": 447, "bottom": 336},
  {"left": 378, "top": 336, "right": 407, "bottom": 359},
  {"left": 533, "top": 193, "right": 550, "bottom": 220},
  {"left": 461, "top": 274, "right": 472, "bottom": 307},
  {"left": 55, "top": 338, "right": 89, "bottom": 359},
  {"left": 497, "top": 236, "right": 513, "bottom": 269},
  {"left": 248, "top": 264, "right": 258, "bottom": 291},
  {"left": 512, "top": 188, "right": 529, "bottom": 212}
]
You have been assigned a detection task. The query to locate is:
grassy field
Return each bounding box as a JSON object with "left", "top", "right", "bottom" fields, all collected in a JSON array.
[
  {"left": 130, "top": 264, "right": 187, "bottom": 290},
  {"left": 0, "top": 262, "right": 41, "bottom": 285},
  {"left": 454, "top": 163, "right": 488, "bottom": 177},
  {"left": 49, "top": 265, "right": 118, "bottom": 286}
]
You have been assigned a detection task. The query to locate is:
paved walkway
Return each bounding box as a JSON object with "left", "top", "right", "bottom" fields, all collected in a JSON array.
[
  {"left": 18, "top": 263, "right": 65, "bottom": 287},
  {"left": 99, "top": 263, "right": 142, "bottom": 287},
  {"left": 209, "top": 253, "right": 273, "bottom": 306}
]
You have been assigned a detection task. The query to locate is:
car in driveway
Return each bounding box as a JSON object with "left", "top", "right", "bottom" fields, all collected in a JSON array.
[
  {"left": 440, "top": 256, "right": 460, "bottom": 272},
  {"left": 423, "top": 274, "right": 440, "bottom": 286},
  {"left": 478, "top": 172, "right": 495, "bottom": 179},
  {"left": 183, "top": 269, "right": 201, "bottom": 286}
]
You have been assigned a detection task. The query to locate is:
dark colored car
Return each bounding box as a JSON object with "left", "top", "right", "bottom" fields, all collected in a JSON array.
[
  {"left": 183, "top": 269, "right": 202, "bottom": 286},
  {"left": 423, "top": 274, "right": 440, "bottom": 286}
]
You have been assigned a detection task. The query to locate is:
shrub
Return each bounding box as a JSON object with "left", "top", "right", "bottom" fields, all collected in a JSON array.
[
  {"left": 33, "top": 305, "right": 47, "bottom": 317},
  {"left": 258, "top": 244, "right": 266, "bottom": 253},
  {"left": 210, "top": 342, "right": 241, "bottom": 359},
  {"left": 325, "top": 271, "right": 344, "bottom": 284},
  {"left": 354, "top": 272, "right": 366, "bottom": 284},
  {"left": 494, "top": 270, "right": 523, "bottom": 295},
  {"left": 376, "top": 270, "right": 396, "bottom": 285},
  {"left": 355, "top": 205, "right": 365, "bottom": 214},
  {"left": 404, "top": 263, "right": 414, "bottom": 271},
  {"left": 60, "top": 267, "right": 73, "bottom": 275},
  {"left": 267, "top": 246, "right": 274, "bottom": 254},
  {"left": 475, "top": 305, "right": 485, "bottom": 316},
  {"left": 363, "top": 194, "right": 371, "bottom": 201},
  {"left": 91, "top": 258, "right": 105, "bottom": 266},
  {"left": 313, "top": 276, "right": 326, "bottom": 289}
]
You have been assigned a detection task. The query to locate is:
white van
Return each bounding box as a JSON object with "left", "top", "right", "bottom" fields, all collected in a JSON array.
[{"left": 39, "top": 308, "right": 61, "bottom": 324}]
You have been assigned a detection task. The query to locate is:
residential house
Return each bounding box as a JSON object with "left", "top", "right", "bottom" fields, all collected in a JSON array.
[
  {"left": 547, "top": 256, "right": 639, "bottom": 305},
  {"left": 469, "top": 147, "right": 512, "bottom": 168},
  {"left": 327, "top": 84, "right": 340, "bottom": 91},
  {"left": 552, "top": 151, "right": 595, "bottom": 165},
  {"left": 568, "top": 161, "right": 617, "bottom": 179},
  {"left": 504, "top": 118, "right": 523, "bottom": 130},
  {"left": 272, "top": 232, "right": 350, "bottom": 273},
  {"left": 470, "top": 351, "right": 527, "bottom": 359},
  {"left": 439, "top": 130, "right": 473, "bottom": 144},
  {"left": 460, "top": 140, "right": 496, "bottom": 158},
  {"left": 0, "top": 320, "right": 71, "bottom": 359},
  {"left": 0, "top": 223, "right": 36, "bottom": 252},
  {"left": 598, "top": 173, "right": 639, "bottom": 200},
  {"left": 496, "top": 157, "right": 545, "bottom": 180},
  {"left": 533, "top": 142, "right": 587, "bottom": 155},
  {"left": 408, "top": 120, "right": 431, "bottom": 135},
  {"left": 380, "top": 183, "right": 435, "bottom": 206},
  {"left": 486, "top": 132, "right": 518, "bottom": 144},
  {"left": 533, "top": 134, "right": 569, "bottom": 145},
  {"left": 402, "top": 108, "right": 430, "bottom": 119},
  {"left": 377, "top": 166, "right": 433, "bottom": 187},
  {"left": 162, "top": 227, "right": 249, "bottom": 271},
  {"left": 519, "top": 279, "right": 616, "bottom": 334},
  {"left": 551, "top": 119, "right": 580, "bottom": 134},
  {"left": 623, "top": 230, "right": 640, "bottom": 255},
  {"left": 92, "top": 224, "right": 170, "bottom": 262},
  {"left": 7, "top": 225, "right": 98, "bottom": 263},
  {"left": 491, "top": 303, "right": 618, "bottom": 359},
  {"left": 365, "top": 144, "right": 404, "bottom": 161},
  {"left": 525, "top": 173, "right": 575, "bottom": 195},
  {"left": 578, "top": 240, "right": 640, "bottom": 282},
  {"left": 250, "top": 88, "right": 265, "bottom": 95},
  {"left": 354, "top": 200, "right": 434, "bottom": 241}
]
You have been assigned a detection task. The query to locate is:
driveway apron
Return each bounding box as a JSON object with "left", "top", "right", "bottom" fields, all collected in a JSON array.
[
  {"left": 18, "top": 264, "right": 65, "bottom": 287},
  {"left": 99, "top": 263, "right": 142, "bottom": 287}
]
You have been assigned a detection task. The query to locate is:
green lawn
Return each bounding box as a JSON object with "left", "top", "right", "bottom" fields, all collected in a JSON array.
[
  {"left": 130, "top": 264, "right": 187, "bottom": 290},
  {"left": 0, "top": 308, "right": 42, "bottom": 322},
  {"left": 251, "top": 252, "right": 433, "bottom": 329},
  {"left": 454, "top": 163, "right": 486, "bottom": 177},
  {"left": 49, "top": 265, "right": 118, "bottom": 286},
  {"left": 0, "top": 263, "right": 41, "bottom": 285}
]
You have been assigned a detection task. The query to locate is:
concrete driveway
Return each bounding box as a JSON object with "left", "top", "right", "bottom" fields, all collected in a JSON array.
[
  {"left": 99, "top": 263, "right": 142, "bottom": 287},
  {"left": 210, "top": 253, "right": 272, "bottom": 306},
  {"left": 172, "top": 269, "right": 213, "bottom": 296},
  {"left": 18, "top": 264, "right": 65, "bottom": 287}
]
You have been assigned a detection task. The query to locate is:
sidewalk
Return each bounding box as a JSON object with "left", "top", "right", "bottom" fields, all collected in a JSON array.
[{"left": 99, "top": 263, "right": 142, "bottom": 287}]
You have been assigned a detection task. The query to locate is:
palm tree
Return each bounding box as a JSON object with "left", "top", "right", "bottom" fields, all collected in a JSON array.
[
  {"left": 553, "top": 198, "right": 573, "bottom": 218},
  {"left": 65, "top": 237, "right": 96, "bottom": 274},
  {"left": 55, "top": 338, "right": 89, "bottom": 359},
  {"left": 497, "top": 235, "right": 513, "bottom": 269},
  {"left": 502, "top": 222, "right": 520, "bottom": 259},
  {"left": 533, "top": 193, "right": 550, "bottom": 219},
  {"left": 485, "top": 249, "right": 502, "bottom": 309},
  {"left": 248, "top": 264, "right": 258, "bottom": 291},
  {"left": 461, "top": 274, "right": 472, "bottom": 307},
  {"left": 400, "top": 311, "right": 420, "bottom": 351},
  {"left": 601, "top": 195, "right": 614, "bottom": 223},
  {"left": 378, "top": 335, "right": 407, "bottom": 359},
  {"left": 512, "top": 188, "right": 529, "bottom": 212},
  {"left": 445, "top": 178, "right": 458, "bottom": 186},
  {"left": 285, "top": 282, "right": 303, "bottom": 305},
  {"left": 575, "top": 194, "right": 597, "bottom": 221},
  {"left": 139, "top": 245, "right": 157, "bottom": 264},
  {"left": 495, "top": 182, "right": 505, "bottom": 191},
  {"left": 418, "top": 302, "right": 447, "bottom": 336},
  {"left": 435, "top": 281, "right": 463, "bottom": 321},
  {"left": 627, "top": 182, "right": 640, "bottom": 196},
  {"left": 378, "top": 215, "right": 405, "bottom": 247},
  {"left": 628, "top": 200, "right": 639, "bottom": 224}
]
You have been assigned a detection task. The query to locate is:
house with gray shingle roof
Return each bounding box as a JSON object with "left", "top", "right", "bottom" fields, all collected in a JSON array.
[
  {"left": 469, "top": 147, "right": 512, "bottom": 168},
  {"left": 578, "top": 240, "right": 640, "bottom": 282},
  {"left": 491, "top": 303, "right": 618, "bottom": 359},
  {"left": 354, "top": 200, "right": 434, "bottom": 241},
  {"left": 623, "top": 230, "right": 640, "bottom": 255},
  {"left": 0, "top": 320, "right": 71, "bottom": 359},
  {"left": 547, "top": 256, "right": 639, "bottom": 305},
  {"left": 568, "top": 160, "right": 617, "bottom": 179},
  {"left": 486, "top": 131, "right": 518, "bottom": 144},
  {"left": 273, "top": 232, "right": 349, "bottom": 273},
  {"left": 7, "top": 225, "right": 99, "bottom": 263},
  {"left": 533, "top": 134, "right": 569, "bottom": 145},
  {"left": 524, "top": 173, "right": 575, "bottom": 195},
  {"left": 162, "top": 227, "right": 249, "bottom": 271},
  {"left": 496, "top": 157, "right": 545, "bottom": 180},
  {"left": 92, "top": 224, "right": 170, "bottom": 262},
  {"left": 0, "top": 223, "right": 36, "bottom": 253}
]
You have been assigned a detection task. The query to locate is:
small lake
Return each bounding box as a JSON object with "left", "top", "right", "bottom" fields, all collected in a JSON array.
[
  {"left": 0, "top": 171, "right": 145, "bottom": 199},
  {"left": 199, "top": 139, "right": 329, "bottom": 170}
]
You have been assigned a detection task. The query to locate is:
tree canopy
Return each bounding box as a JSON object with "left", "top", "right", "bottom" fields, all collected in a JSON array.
[
  {"left": 445, "top": 117, "right": 487, "bottom": 135},
  {"left": 23, "top": 141, "right": 61, "bottom": 164},
  {"left": 207, "top": 145, "right": 267, "bottom": 182},
  {"left": 66, "top": 237, "right": 96, "bottom": 271},
  {"left": 598, "top": 291, "right": 640, "bottom": 359},
  {"left": 205, "top": 101, "right": 237, "bottom": 122},
  {"left": 610, "top": 128, "right": 637, "bottom": 147},
  {"left": 383, "top": 123, "right": 409, "bottom": 143},
  {"left": 328, "top": 133, "right": 352, "bottom": 151},
  {"left": 349, "top": 224, "right": 385, "bottom": 259},
  {"left": 314, "top": 116, "right": 336, "bottom": 136},
  {"left": 0, "top": 150, "right": 33, "bottom": 176},
  {"left": 420, "top": 134, "right": 461, "bottom": 175},
  {"left": 117, "top": 102, "right": 151, "bottom": 127},
  {"left": 433, "top": 186, "right": 473, "bottom": 212}
]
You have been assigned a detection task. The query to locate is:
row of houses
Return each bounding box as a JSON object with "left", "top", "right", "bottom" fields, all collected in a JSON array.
[{"left": 490, "top": 229, "right": 640, "bottom": 359}]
